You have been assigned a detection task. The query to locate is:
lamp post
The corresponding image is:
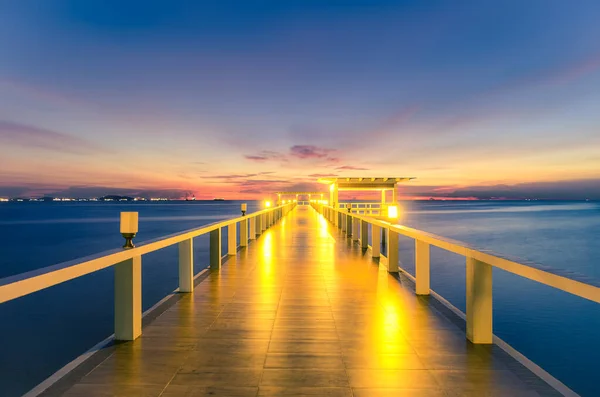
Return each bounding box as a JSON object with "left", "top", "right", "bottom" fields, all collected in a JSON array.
[
  {"left": 241, "top": 203, "right": 247, "bottom": 216},
  {"left": 120, "top": 212, "right": 138, "bottom": 249}
]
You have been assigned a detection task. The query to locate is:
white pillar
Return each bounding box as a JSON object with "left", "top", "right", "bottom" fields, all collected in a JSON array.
[
  {"left": 346, "top": 215, "right": 351, "bottom": 236},
  {"left": 466, "top": 257, "right": 493, "bottom": 344},
  {"left": 249, "top": 217, "right": 256, "bottom": 240},
  {"left": 415, "top": 240, "right": 430, "bottom": 295},
  {"left": 178, "top": 238, "right": 194, "bottom": 293},
  {"left": 210, "top": 228, "right": 221, "bottom": 270},
  {"left": 115, "top": 256, "right": 142, "bottom": 341},
  {"left": 361, "top": 220, "right": 368, "bottom": 248},
  {"left": 386, "top": 229, "right": 399, "bottom": 273},
  {"left": 228, "top": 224, "right": 236, "bottom": 255},
  {"left": 240, "top": 218, "right": 248, "bottom": 247},
  {"left": 352, "top": 217, "right": 360, "bottom": 241},
  {"left": 371, "top": 225, "right": 381, "bottom": 257}
]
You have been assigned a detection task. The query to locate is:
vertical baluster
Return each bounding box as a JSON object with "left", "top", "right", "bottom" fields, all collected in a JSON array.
[
  {"left": 210, "top": 228, "right": 222, "bottom": 269},
  {"left": 371, "top": 225, "right": 381, "bottom": 257},
  {"left": 228, "top": 223, "right": 237, "bottom": 255},
  {"left": 386, "top": 228, "right": 399, "bottom": 273},
  {"left": 466, "top": 257, "right": 493, "bottom": 344},
  {"left": 240, "top": 218, "right": 248, "bottom": 246},
  {"left": 415, "top": 240, "right": 430, "bottom": 295},
  {"left": 179, "top": 238, "right": 194, "bottom": 292},
  {"left": 361, "top": 220, "right": 368, "bottom": 249}
]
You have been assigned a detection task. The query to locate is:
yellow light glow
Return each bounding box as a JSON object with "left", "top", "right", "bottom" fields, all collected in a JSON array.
[
  {"left": 265, "top": 200, "right": 272, "bottom": 208},
  {"left": 387, "top": 205, "right": 399, "bottom": 219},
  {"left": 329, "top": 184, "right": 334, "bottom": 192}
]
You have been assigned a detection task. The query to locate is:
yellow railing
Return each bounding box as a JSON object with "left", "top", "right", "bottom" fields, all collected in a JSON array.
[
  {"left": 313, "top": 203, "right": 600, "bottom": 344},
  {"left": 338, "top": 202, "right": 384, "bottom": 215},
  {"left": 0, "top": 203, "right": 295, "bottom": 340}
]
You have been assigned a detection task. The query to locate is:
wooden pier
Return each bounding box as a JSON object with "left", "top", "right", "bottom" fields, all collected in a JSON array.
[{"left": 37, "top": 206, "right": 564, "bottom": 397}]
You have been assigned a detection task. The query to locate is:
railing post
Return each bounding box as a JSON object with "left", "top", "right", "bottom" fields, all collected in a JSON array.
[
  {"left": 228, "top": 224, "right": 237, "bottom": 255},
  {"left": 114, "top": 256, "right": 142, "bottom": 341},
  {"left": 415, "top": 240, "right": 430, "bottom": 295},
  {"left": 210, "top": 228, "right": 221, "bottom": 270},
  {"left": 346, "top": 214, "right": 352, "bottom": 236},
  {"left": 361, "top": 220, "right": 368, "bottom": 249},
  {"left": 249, "top": 217, "right": 256, "bottom": 240},
  {"left": 178, "top": 238, "right": 194, "bottom": 293},
  {"left": 371, "top": 225, "right": 381, "bottom": 257},
  {"left": 352, "top": 217, "right": 360, "bottom": 241},
  {"left": 262, "top": 213, "right": 267, "bottom": 232},
  {"left": 254, "top": 215, "right": 262, "bottom": 238},
  {"left": 386, "top": 228, "right": 399, "bottom": 273},
  {"left": 466, "top": 257, "right": 493, "bottom": 344},
  {"left": 240, "top": 219, "right": 248, "bottom": 246}
]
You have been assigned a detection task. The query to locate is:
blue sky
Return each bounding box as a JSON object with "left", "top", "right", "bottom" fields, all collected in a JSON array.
[{"left": 1, "top": 0, "right": 600, "bottom": 199}]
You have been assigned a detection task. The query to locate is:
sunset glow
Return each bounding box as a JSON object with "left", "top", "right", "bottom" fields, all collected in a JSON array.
[{"left": 1, "top": 2, "right": 599, "bottom": 200}]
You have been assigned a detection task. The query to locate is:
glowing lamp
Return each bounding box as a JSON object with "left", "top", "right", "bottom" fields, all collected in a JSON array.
[
  {"left": 120, "top": 212, "right": 138, "bottom": 249},
  {"left": 387, "top": 205, "right": 399, "bottom": 219},
  {"left": 241, "top": 203, "right": 247, "bottom": 216},
  {"left": 265, "top": 201, "right": 272, "bottom": 208}
]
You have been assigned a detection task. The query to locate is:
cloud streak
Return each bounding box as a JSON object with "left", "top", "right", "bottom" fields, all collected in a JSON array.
[{"left": 0, "top": 120, "right": 104, "bottom": 155}]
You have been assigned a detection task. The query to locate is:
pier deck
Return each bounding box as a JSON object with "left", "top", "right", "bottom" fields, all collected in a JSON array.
[{"left": 45, "top": 206, "right": 559, "bottom": 397}]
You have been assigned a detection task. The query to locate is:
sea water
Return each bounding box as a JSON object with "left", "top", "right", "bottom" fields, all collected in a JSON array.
[{"left": 0, "top": 200, "right": 598, "bottom": 396}]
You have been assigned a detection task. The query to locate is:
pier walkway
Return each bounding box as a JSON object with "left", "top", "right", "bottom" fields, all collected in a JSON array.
[{"left": 45, "top": 206, "right": 559, "bottom": 397}]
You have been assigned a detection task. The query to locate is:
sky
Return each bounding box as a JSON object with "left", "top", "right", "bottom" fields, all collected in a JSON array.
[{"left": 1, "top": 0, "right": 600, "bottom": 200}]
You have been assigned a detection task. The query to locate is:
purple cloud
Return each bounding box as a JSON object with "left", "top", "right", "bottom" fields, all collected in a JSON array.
[
  {"left": 244, "top": 151, "right": 286, "bottom": 162},
  {"left": 290, "top": 145, "right": 335, "bottom": 159}
]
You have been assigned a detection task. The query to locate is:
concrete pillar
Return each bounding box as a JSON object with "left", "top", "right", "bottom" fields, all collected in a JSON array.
[
  {"left": 371, "top": 225, "right": 381, "bottom": 257},
  {"left": 228, "top": 224, "right": 237, "bottom": 255},
  {"left": 392, "top": 187, "right": 397, "bottom": 204},
  {"left": 249, "top": 217, "right": 256, "bottom": 240},
  {"left": 381, "top": 189, "right": 386, "bottom": 204},
  {"left": 210, "top": 228, "right": 221, "bottom": 270},
  {"left": 386, "top": 229, "right": 399, "bottom": 273},
  {"left": 361, "top": 220, "right": 368, "bottom": 248},
  {"left": 466, "top": 257, "right": 493, "bottom": 344},
  {"left": 115, "top": 256, "right": 142, "bottom": 341},
  {"left": 178, "top": 238, "right": 194, "bottom": 293},
  {"left": 240, "top": 218, "right": 248, "bottom": 247},
  {"left": 415, "top": 240, "right": 430, "bottom": 295},
  {"left": 262, "top": 213, "right": 267, "bottom": 232},
  {"left": 352, "top": 217, "right": 360, "bottom": 241}
]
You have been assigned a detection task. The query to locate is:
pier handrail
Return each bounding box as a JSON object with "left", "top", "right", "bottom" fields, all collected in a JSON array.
[
  {"left": 0, "top": 203, "right": 295, "bottom": 340},
  {"left": 314, "top": 203, "right": 600, "bottom": 344}
]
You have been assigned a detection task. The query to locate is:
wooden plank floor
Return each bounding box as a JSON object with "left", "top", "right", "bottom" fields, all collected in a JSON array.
[{"left": 56, "top": 206, "right": 559, "bottom": 397}]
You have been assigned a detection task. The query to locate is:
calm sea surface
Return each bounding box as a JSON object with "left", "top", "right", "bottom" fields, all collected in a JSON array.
[{"left": 0, "top": 200, "right": 599, "bottom": 396}]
